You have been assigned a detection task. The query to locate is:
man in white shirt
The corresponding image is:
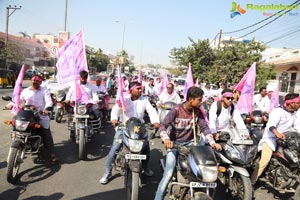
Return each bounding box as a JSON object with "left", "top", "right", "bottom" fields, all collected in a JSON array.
[
  {"left": 251, "top": 93, "right": 300, "bottom": 184},
  {"left": 157, "top": 83, "right": 182, "bottom": 122},
  {"left": 144, "top": 78, "right": 156, "bottom": 96},
  {"left": 253, "top": 87, "right": 267, "bottom": 109},
  {"left": 99, "top": 81, "right": 160, "bottom": 184},
  {"left": 20, "top": 75, "right": 58, "bottom": 164},
  {"left": 209, "top": 88, "right": 247, "bottom": 138}
]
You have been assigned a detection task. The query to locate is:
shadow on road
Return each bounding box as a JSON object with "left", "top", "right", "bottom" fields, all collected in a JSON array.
[
  {"left": 22, "top": 192, "right": 64, "bottom": 200},
  {"left": 0, "top": 185, "right": 27, "bottom": 200},
  {"left": 0, "top": 161, "right": 7, "bottom": 169}
]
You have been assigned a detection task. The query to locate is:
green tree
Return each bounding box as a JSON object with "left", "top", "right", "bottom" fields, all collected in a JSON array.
[{"left": 86, "top": 48, "right": 110, "bottom": 73}]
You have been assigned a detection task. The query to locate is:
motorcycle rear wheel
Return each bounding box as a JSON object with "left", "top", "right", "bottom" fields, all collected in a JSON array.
[
  {"left": 78, "top": 129, "right": 86, "bottom": 160},
  {"left": 55, "top": 108, "right": 64, "bottom": 123},
  {"left": 125, "top": 168, "right": 139, "bottom": 200},
  {"left": 7, "top": 141, "right": 23, "bottom": 183}
]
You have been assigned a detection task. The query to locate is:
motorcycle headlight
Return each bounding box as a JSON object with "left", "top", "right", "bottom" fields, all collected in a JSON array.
[
  {"left": 199, "top": 166, "right": 218, "bottom": 182},
  {"left": 77, "top": 105, "right": 87, "bottom": 115},
  {"left": 253, "top": 116, "right": 262, "bottom": 123},
  {"left": 15, "top": 120, "right": 30, "bottom": 131},
  {"left": 128, "top": 138, "right": 144, "bottom": 153}
]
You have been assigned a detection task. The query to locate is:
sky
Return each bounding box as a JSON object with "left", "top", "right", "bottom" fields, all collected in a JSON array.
[{"left": 0, "top": 0, "right": 299, "bottom": 66}]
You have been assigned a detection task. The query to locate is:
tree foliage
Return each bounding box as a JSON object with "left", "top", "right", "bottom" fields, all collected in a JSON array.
[
  {"left": 86, "top": 48, "right": 110, "bottom": 73},
  {"left": 170, "top": 38, "right": 272, "bottom": 87}
]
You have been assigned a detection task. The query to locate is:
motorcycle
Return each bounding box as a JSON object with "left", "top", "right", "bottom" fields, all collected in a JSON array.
[
  {"left": 54, "top": 88, "right": 73, "bottom": 123},
  {"left": 242, "top": 109, "right": 268, "bottom": 131},
  {"left": 114, "top": 117, "right": 149, "bottom": 200},
  {"left": 250, "top": 131, "right": 300, "bottom": 198},
  {"left": 2, "top": 96, "right": 45, "bottom": 183},
  {"left": 67, "top": 103, "right": 101, "bottom": 160},
  {"left": 97, "top": 91, "right": 109, "bottom": 122},
  {"left": 214, "top": 121, "right": 256, "bottom": 200},
  {"left": 161, "top": 144, "right": 219, "bottom": 200},
  {"left": 143, "top": 94, "right": 159, "bottom": 125}
]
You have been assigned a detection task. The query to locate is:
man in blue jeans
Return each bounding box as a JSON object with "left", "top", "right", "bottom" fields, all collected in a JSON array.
[
  {"left": 99, "top": 81, "right": 160, "bottom": 184},
  {"left": 154, "top": 86, "right": 221, "bottom": 200}
]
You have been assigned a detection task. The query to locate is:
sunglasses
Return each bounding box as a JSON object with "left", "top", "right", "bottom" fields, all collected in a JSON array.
[
  {"left": 167, "top": 87, "right": 173, "bottom": 89},
  {"left": 226, "top": 97, "right": 234, "bottom": 101}
]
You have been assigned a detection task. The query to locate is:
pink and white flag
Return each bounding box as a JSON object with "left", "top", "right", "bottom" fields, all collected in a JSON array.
[
  {"left": 157, "top": 72, "right": 168, "bottom": 96},
  {"left": 56, "top": 30, "right": 88, "bottom": 88},
  {"left": 116, "top": 66, "right": 126, "bottom": 109},
  {"left": 138, "top": 68, "right": 142, "bottom": 84},
  {"left": 269, "top": 82, "right": 279, "bottom": 111},
  {"left": 237, "top": 62, "right": 256, "bottom": 114},
  {"left": 182, "top": 63, "right": 194, "bottom": 100},
  {"left": 234, "top": 63, "right": 256, "bottom": 92},
  {"left": 11, "top": 65, "right": 25, "bottom": 115}
]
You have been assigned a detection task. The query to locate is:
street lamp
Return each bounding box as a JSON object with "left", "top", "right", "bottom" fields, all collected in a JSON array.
[{"left": 5, "top": 5, "right": 21, "bottom": 69}]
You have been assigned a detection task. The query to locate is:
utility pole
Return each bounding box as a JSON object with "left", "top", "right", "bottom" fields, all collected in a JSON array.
[
  {"left": 5, "top": 5, "right": 22, "bottom": 69},
  {"left": 64, "top": 0, "right": 68, "bottom": 31},
  {"left": 218, "top": 29, "right": 222, "bottom": 49}
]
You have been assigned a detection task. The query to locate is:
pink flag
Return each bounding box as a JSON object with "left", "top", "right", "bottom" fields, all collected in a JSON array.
[
  {"left": 157, "top": 72, "right": 168, "bottom": 96},
  {"left": 237, "top": 62, "right": 256, "bottom": 114},
  {"left": 70, "top": 80, "right": 93, "bottom": 104},
  {"left": 138, "top": 68, "right": 142, "bottom": 84},
  {"left": 11, "top": 65, "right": 25, "bottom": 115},
  {"left": 182, "top": 63, "right": 194, "bottom": 100},
  {"left": 116, "top": 66, "right": 126, "bottom": 109},
  {"left": 234, "top": 63, "right": 256, "bottom": 92},
  {"left": 56, "top": 30, "right": 88, "bottom": 88},
  {"left": 269, "top": 82, "right": 279, "bottom": 111}
]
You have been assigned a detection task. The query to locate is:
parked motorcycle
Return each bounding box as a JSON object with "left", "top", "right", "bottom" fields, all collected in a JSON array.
[
  {"left": 2, "top": 96, "right": 45, "bottom": 183},
  {"left": 67, "top": 103, "right": 101, "bottom": 160},
  {"left": 160, "top": 144, "right": 219, "bottom": 200},
  {"left": 214, "top": 121, "right": 256, "bottom": 200},
  {"left": 251, "top": 131, "right": 300, "bottom": 198},
  {"left": 54, "top": 88, "right": 72, "bottom": 123},
  {"left": 114, "top": 117, "right": 149, "bottom": 200}
]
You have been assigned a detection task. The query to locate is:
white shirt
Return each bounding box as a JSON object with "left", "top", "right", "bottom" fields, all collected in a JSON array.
[
  {"left": 144, "top": 83, "right": 156, "bottom": 96},
  {"left": 259, "top": 107, "right": 296, "bottom": 151},
  {"left": 257, "top": 96, "right": 271, "bottom": 113},
  {"left": 20, "top": 86, "right": 53, "bottom": 128},
  {"left": 253, "top": 94, "right": 265, "bottom": 108},
  {"left": 209, "top": 101, "right": 246, "bottom": 133},
  {"left": 95, "top": 85, "right": 107, "bottom": 94},
  {"left": 66, "top": 82, "right": 98, "bottom": 103},
  {"left": 202, "top": 88, "right": 211, "bottom": 102},
  {"left": 157, "top": 90, "right": 182, "bottom": 105},
  {"left": 111, "top": 95, "right": 159, "bottom": 124}
]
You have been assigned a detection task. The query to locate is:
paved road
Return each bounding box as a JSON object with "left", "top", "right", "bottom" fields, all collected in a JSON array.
[{"left": 0, "top": 81, "right": 296, "bottom": 200}]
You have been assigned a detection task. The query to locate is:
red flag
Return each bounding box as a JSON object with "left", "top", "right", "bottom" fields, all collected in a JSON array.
[
  {"left": 11, "top": 65, "right": 25, "bottom": 115},
  {"left": 237, "top": 62, "right": 256, "bottom": 114},
  {"left": 182, "top": 63, "right": 194, "bottom": 100},
  {"left": 56, "top": 30, "right": 88, "bottom": 88},
  {"left": 116, "top": 66, "right": 126, "bottom": 109}
]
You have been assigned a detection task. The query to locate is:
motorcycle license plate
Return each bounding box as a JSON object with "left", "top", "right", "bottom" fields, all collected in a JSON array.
[
  {"left": 232, "top": 139, "right": 253, "bottom": 145},
  {"left": 125, "top": 154, "right": 147, "bottom": 160},
  {"left": 190, "top": 182, "right": 217, "bottom": 188}
]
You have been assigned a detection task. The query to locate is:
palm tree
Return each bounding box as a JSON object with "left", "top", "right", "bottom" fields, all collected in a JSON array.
[{"left": 19, "top": 32, "right": 31, "bottom": 39}]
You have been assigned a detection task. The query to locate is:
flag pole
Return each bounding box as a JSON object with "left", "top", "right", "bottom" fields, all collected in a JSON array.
[{"left": 192, "top": 109, "right": 197, "bottom": 146}]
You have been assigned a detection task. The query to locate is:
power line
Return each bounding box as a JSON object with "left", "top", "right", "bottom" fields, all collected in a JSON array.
[
  {"left": 265, "top": 25, "right": 300, "bottom": 45},
  {"left": 222, "top": 0, "right": 300, "bottom": 35}
]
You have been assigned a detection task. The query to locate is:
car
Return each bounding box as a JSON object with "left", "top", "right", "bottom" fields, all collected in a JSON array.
[
  {"left": 25, "top": 69, "right": 41, "bottom": 79},
  {"left": 89, "top": 74, "right": 108, "bottom": 87}
]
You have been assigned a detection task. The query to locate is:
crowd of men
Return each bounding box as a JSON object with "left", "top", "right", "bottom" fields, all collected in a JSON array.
[{"left": 10, "top": 71, "right": 300, "bottom": 199}]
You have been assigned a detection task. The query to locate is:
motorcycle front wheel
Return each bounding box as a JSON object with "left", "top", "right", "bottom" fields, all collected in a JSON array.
[
  {"left": 78, "top": 128, "right": 86, "bottom": 160},
  {"left": 125, "top": 168, "right": 139, "bottom": 200},
  {"left": 55, "top": 108, "right": 64, "bottom": 123},
  {"left": 229, "top": 173, "right": 252, "bottom": 200},
  {"left": 7, "top": 140, "right": 23, "bottom": 183}
]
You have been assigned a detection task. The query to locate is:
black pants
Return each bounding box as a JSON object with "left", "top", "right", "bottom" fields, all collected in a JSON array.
[{"left": 38, "top": 128, "right": 55, "bottom": 155}]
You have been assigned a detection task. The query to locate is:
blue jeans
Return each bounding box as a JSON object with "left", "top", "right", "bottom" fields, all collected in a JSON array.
[{"left": 154, "top": 149, "right": 178, "bottom": 200}]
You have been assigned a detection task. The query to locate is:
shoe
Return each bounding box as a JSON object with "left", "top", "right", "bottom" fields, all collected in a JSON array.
[
  {"left": 144, "top": 168, "right": 154, "bottom": 177},
  {"left": 50, "top": 154, "right": 59, "bottom": 165},
  {"left": 99, "top": 173, "right": 112, "bottom": 184}
]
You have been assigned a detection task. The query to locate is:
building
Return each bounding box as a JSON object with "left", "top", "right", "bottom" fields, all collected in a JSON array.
[{"left": 262, "top": 48, "right": 300, "bottom": 93}]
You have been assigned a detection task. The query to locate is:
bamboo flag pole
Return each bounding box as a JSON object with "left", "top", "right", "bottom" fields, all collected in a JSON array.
[{"left": 192, "top": 109, "right": 197, "bottom": 145}]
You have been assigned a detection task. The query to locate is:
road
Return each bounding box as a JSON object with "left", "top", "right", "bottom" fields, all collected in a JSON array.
[{"left": 0, "top": 81, "right": 295, "bottom": 200}]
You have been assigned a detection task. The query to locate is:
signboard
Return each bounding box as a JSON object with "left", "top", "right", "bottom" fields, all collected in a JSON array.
[{"left": 58, "top": 31, "right": 70, "bottom": 48}]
